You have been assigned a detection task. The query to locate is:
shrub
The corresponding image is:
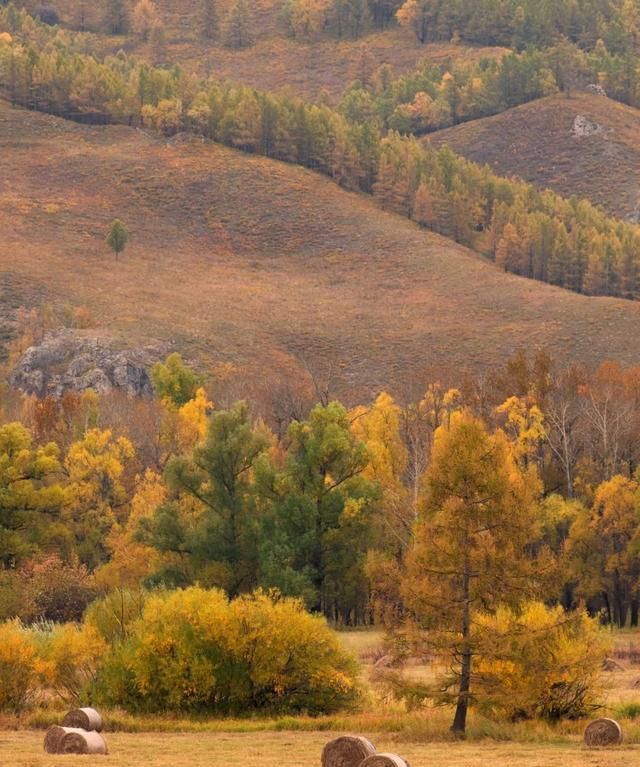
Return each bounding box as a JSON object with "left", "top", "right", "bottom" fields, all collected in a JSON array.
[
  {"left": 96, "top": 587, "right": 360, "bottom": 714},
  {"left": 474, "top": 601, "right": 610, "bottom": 721},
  {"left": 84, "top": 588, "right": 146, "bottom": 645},
  {"left": 0, "top": 620, "right": 41, "bottom": 711},
  {"left": 18, "top": 555, "right": 98, "bottom": 624},
  {"left": 39, "top": 623, "right": 107, "bottom": 704}
]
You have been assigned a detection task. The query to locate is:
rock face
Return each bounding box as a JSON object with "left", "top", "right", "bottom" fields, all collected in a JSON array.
[
  {"left": 573, "top": 114, "right": 606, "bottom": 138},
  {"left": 10, "top": 330, "right": 161, "bottom": 398}
]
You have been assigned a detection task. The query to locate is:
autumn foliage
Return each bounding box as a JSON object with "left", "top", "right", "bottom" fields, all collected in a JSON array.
[{"left": 96, "top": 588, "right": 359, "bottom": 714}]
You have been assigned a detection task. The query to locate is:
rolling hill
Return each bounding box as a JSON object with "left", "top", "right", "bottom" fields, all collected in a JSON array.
[
  {"left": 427, "top": 92, "right": 640, "bottom": 221},
  {"left": 2, "top": 100, "right": 640, "bottom": 403}
]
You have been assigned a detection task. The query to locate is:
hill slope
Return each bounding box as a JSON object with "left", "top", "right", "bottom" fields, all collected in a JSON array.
[
  {"left": 427, "top": 93, "right": 640, "bottom": 221},
  {"left": 2, "top": 102, "right": 640, "bottom": 401}
]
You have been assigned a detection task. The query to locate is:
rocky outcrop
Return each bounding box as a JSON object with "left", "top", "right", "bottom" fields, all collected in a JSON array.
[
  {"left": 573, "top": 114, "right": 606, "bottom": 138},
  {"left": 9, "top": 330, "right": 163, "bottom": 398}
]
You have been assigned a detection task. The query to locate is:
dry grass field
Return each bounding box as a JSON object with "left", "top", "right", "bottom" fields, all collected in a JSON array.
[
  {"left": 2, "top": 731, "right": 639, "bottom": 767},
  {"left": 428, "top": 93, "right": 640, "bottom": 220},
  {"left": 3, "top": 101, "right": 640, "bottom": 400},
  {"left": 3, "top": 630, "right": 640, "bottom": 765}
]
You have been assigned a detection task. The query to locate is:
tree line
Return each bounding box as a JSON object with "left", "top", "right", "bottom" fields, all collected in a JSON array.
[
  {"left": 2, "top": 7, "right": 640, "bottom": 299},
  {"left": 4, "top": 348, "right": 640, "bottom": 630}
]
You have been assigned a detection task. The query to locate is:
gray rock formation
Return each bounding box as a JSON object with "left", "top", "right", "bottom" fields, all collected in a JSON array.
[
  {"left": 9, "top": 330, "right": 162, "bottom": 398},
  {"left": 573, "top": 114, "right": 606, "bottom": 138},
  {"left": 573, "top": 115, "right": 606, "bottom": 138}
]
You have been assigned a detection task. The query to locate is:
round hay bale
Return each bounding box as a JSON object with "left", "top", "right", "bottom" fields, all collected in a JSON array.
[
  {"left": 44, "top": 726, "right": 87, "bottom": 754},
  {"left": 60, "top": 730, "right": 108, "bottom": 755},
  {"left": 584, "top": 718, "right": 623, "bottom": 747},
  {"left": 62, "top": 707, "right": 104, "bottom": 732},
  {"left": 322, "top": 736, "right": 376, "bottom": 767},
  {"left": 361, "top": 754, "right": 410, "bottom": 767}
]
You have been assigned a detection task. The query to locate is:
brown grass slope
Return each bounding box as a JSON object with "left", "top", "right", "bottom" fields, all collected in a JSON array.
[
  {"left": 428, "top": 92, "right": 640, "bottom": 221},
  {"left": 2, "top": 101, "right": 640, "bottom": 399}
]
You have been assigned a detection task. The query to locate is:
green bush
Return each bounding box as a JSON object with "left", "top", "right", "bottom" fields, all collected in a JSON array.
[{"left": 96, "top": 587, "right": 360, "bottom": 714}]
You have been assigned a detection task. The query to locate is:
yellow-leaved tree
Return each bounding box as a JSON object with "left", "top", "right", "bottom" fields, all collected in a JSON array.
[
  {"left": 351, "top": 392, "right": 410, "bottom": 551},
  {"left": 64, "top": 429, "right": 134, "bottom": 569},
  {"left": 398, "top": 411, "right": 543, "bottom": 734},
  {"left": 96, "top": 469, "right": 168, "bottom": 590}
]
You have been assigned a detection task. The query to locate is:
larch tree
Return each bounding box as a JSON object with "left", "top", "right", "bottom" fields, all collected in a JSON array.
[
  {"left": 222, "top": 0, "right": 255, "bottom": 48},
  {"left": 396, "top": 0, "right": 429, "bottom": 43},
  {"left": 106, "top": 218, "right": 128, "bottom": 261},
  {"left": 132, "top": 0, "right": 162, "bottom": 42},
  {"left": 400, "top": 411, "right": 542, "bottom": 734}
]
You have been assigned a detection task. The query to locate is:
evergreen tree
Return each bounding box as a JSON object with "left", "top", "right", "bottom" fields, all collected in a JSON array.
[{"left": 106, "top": 218, "right": 128, "bottom": 260}]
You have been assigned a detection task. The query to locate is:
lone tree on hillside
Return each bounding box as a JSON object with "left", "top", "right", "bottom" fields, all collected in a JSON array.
[{"left": 106, "top": 219, "right": 128, "bottom": 260}]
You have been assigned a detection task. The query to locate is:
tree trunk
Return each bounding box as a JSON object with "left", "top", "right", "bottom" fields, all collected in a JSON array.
[
  {"left": 631, "top": 596, "right": 639, "bottom": 628},
  {"left": 452, "top": 557, "right": 471, "bottom": 735}
]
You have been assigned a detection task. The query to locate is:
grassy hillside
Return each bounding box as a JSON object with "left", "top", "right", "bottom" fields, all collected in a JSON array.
[
  {"left": 427, "top": 92, "right": 640, "bottom": 221},
  {"left": 149, "top": 34, "right": 508, "bottom": 103},
  {"left": 3, "top": 101, "right": 640, "bottom": 400}
]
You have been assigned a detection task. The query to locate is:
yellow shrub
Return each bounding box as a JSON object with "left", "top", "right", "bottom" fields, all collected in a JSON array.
[
  {"left": 0, "top": 621, "right": 41, "bottom": 711},
  {"left": 475, "top": 601, "right": 611, "bottom": 721},
  {"left": 40, "top": 623, "right": 107, "bottom": 704},
  {"left": 97, "top": 587, "right": 360, "bottom": 714}
]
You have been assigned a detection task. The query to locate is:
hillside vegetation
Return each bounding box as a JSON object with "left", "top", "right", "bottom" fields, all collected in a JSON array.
[
  {"left": 3, "top": 101, "right": 640, "bottom": 398},
  {"left": 428, "top": 93, "right": 640, "bottom": 221}
]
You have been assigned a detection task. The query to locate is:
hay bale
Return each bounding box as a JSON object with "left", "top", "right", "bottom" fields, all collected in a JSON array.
[
  {"left": 59, "top": 730, "right": 108, "bottom": 755},
  {"left": 43, "top": 726, "right": 85, "bottom": 754},
  {"left": 361, "top": 754, "right": 410, "bottom": 767},
  {"left": 584, "top": 718, "right": 623, "bottom": 747},
  {"left": 62, "top": 707, "right": 104, "bottom": 732},
  {"left": 322, "top": 736, "right": 376, "bottom": 767},
  {"left": 43, "top": 726, "right": 90, "bottom": 754}
]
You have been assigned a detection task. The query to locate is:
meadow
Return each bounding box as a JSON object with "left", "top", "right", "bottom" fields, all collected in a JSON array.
[
  {"left": 5, "top": 731, "right": 639, "bottom": 767},
  {"left": 4, "top": 630, "right": 640, "bottom": 766}
]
